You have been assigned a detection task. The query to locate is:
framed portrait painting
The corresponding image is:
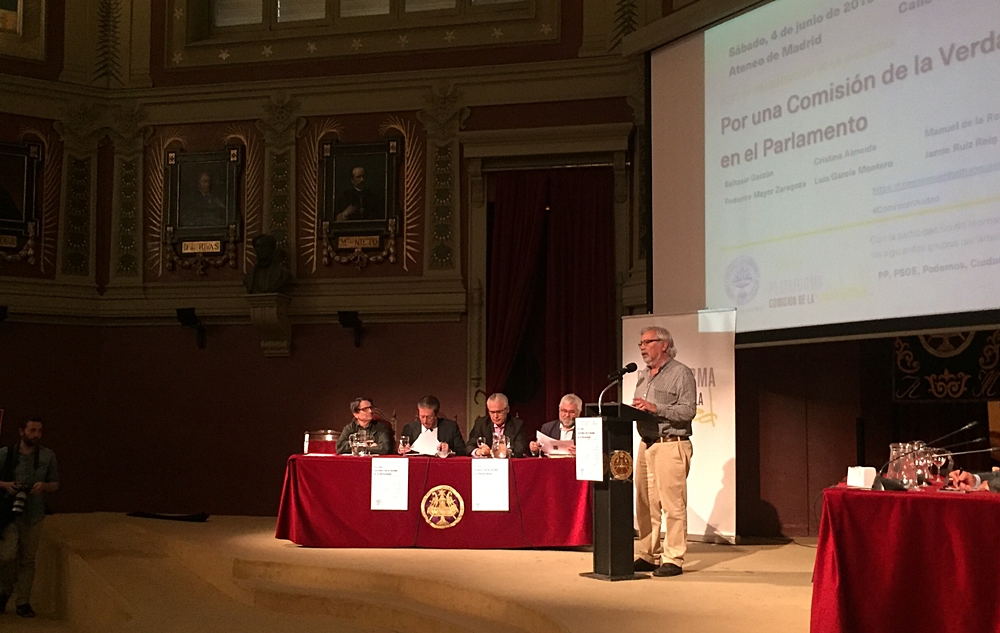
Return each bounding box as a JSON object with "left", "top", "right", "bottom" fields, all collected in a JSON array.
[
  {"left": 164, "top": 146, "right": 243, "bottom": 246},
  {"left": 322, "top": 139, "right": 400, "bottom": 237},
  {"left": 0, "top": 141, "right": 42, "bottom": 243}
]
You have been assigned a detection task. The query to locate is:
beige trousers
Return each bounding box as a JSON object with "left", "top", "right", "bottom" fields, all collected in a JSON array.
[{"left": 635, "top": 439, "right": 693, "bottom": 567}]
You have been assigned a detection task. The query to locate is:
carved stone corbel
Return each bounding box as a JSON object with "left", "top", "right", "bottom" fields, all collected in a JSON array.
[
  {"left": 416, "top": 83, "right": 470, "bottom": 142},
  {"left": 54, "top": 101, "right": 104, "bottom": 278},
  {"left": 246, "top": 292, "right": 292, "bottom": 357}
]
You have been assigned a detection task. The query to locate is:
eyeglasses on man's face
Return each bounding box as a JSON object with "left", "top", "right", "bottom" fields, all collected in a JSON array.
[
  {"left": 358, "top": 406, "right": 373, "bottom": 412},
  {"left": 638, "top": 338, "right": 663, "bottom": 348},
  {"left": 487, "top": 407, "right": 509, "bottom": 416}
]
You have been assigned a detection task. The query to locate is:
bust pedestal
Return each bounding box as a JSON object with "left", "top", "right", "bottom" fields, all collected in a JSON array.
[{"left": 246, "top": 292, "right": 292, "bottom": 357}]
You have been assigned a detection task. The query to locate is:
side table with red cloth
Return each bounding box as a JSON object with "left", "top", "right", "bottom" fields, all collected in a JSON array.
[
  {"left": 811, "top": 486, "right": 1000, "bottom": 633},
  {"left": 275, "top": 455, "right": 592, "bottom": 549}
]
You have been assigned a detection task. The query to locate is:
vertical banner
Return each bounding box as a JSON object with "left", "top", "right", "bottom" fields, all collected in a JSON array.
[{"left": 622, "top": 310, "right": 736, "bottom": 542}]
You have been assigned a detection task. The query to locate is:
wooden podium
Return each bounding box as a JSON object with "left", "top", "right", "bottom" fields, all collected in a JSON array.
[{"left": 582, "top": 402, "right": 661, "bottom": 581}]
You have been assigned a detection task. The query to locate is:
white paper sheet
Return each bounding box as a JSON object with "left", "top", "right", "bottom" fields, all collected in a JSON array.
[
  {"left": 471, "top": 459, "right": 509, "bottom": 511},
  {"left": 408, "top": 428, "right": 439, "bottom": 456},
  {"left": 536, "top": 431, "right": 574, "bottom": 457},
  {"left": 370, "top": 458, "right": 408, "bottom": 511},
  {"left": 575, "top": 417, "right": 604, "bottom": 481}
]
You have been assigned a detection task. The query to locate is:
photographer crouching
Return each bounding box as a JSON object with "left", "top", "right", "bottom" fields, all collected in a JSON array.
[{"left": 0, "top": 416, "right": 58, "bottom": 618}]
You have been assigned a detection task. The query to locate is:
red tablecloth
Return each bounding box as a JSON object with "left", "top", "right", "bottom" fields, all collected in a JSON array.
[
  {"left": 275, "top": 455, "right": 592, "bottom": 548},
  {"left": 811, "top": 486, "right": 1000, "bottom": 633}
]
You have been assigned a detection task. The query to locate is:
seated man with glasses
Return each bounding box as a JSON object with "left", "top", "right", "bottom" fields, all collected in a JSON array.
[
  {"left": 631, "top": 326, "right": 697, "bottom": 578},
  {"left": 336, "top": 397, "right": 394, "bottom": 455},
  {"left": 529, "top": 393, "right": 582, "bottom": 456},
  {"left": 466, "top": 393, "right": 529, "bottom": 458}
]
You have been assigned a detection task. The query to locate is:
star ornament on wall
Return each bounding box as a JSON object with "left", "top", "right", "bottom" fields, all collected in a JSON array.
[
  {"left": 218, "top": 49, "right": 230, "bottom": 60},
  {"left": 540, "top": 24, "right": 552, "bottom": 35},
  {"left": 443, "top": 31, "right": 456, "bottom": 42},
  {"left": 491, "top": 28, "right": 503, "bottom": 39},
  {"left": 262, "top": 45, "right": 273, "bottom": 58},
  {"left": 172, "top": 52, "right": 183, "bottom": 65},
  {"left": 174, "top": 7, "right": 184, "bottom": 20},
  {"left": 351, "top": 39, "right": 362, "bottom": 51},
  {"left": 307, "top": 42, "right": 317, "bottom": 53},
  {"left": 398, "top": 34, "right": 409, "bottom": 47}
]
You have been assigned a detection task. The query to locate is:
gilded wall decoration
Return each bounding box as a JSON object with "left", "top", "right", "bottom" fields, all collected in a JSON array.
[
  {"left": 145, "top": 128, "right": 188, "bottom": 277},
  {"left": 224, "top": 124, "right": 263, "bottom": 273},
  {"left": 430, "top": 145, "right": 454, "bottom": 269},
  {"left": 378, "top": 116, "right": 423, "bottom": 272},
  {"left": 94, "top": 0, "right": 123, "bottom": 88},
  {"left": 18, "top": 127, "right": 60, "bottom": 274},
  {"left": 115, "top": 159, "right": 139, "bottom": 275},
  {"left": 269, "top": 151, "right": 290, "bottom": 252},
  {"left": 893, "top": 330, "right": 1000, "bottom": 401},
  {"left": 298, "top": 118, "right": 343, "bottom": 273},
  {"left": 61, "top": 157, "right": 91, "bottom": 275}
]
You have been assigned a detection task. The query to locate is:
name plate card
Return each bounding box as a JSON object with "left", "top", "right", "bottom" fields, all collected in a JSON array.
[
  {"left": 574, "top": 417, "right": 604, "bottom": 482},
  {"left": 182, "top": 241, "right": 222, "bottom": 254},
  {"left": 370, "top": 458, "right": 408, "bottom": 511},
  {"left": 0, "top": 235, "right": 17, "bottom": 249},
  {"left": 471, "top": 459, "right": 509, "bottom": 512},
  {"left": 338, "top": 235, "right": 380, "bottom": 249}
]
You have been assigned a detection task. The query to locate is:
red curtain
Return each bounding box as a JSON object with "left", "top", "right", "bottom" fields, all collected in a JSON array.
[
  {"left": 485, "top": 170, "right": 549, "bottom": 398},
  {"left": 486, "top": 167, "right": 615, "bottom": 430}
]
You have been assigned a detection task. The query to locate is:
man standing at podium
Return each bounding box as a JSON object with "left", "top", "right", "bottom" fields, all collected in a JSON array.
[{"left": 630, "top": 326, "right": 697, "bottom": 577}]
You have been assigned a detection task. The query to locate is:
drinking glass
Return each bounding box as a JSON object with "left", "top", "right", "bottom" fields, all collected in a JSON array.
[
  {"left": 492, "top": 435, "right": 511, "bottom": 459},
  {"left": 477, "top": 437, "right": 488, "bottom": 456},
  {"left": 399, "top": 436, "right": 410, "bottom": 454},
  {"left": 349, "top": 433, "right": 360, "bottom": 457}
]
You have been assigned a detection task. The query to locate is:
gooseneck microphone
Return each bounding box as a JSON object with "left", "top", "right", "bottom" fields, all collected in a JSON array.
[
  {"left": 598, "top": 363, "right": 639, "bottom": 415},
  {"left": 607, "top": 363, "right": 638, "bottom": 381}
]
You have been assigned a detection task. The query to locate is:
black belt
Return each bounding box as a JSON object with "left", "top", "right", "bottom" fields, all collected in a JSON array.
[{"left": 644, "top": 436, "right": 689, "bottom": 445}]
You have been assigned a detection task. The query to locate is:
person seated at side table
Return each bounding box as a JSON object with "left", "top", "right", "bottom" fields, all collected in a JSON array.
[
  {"left": 336, "top": 397, "right": 394, "bottom": 455},
  {"left": 398, "top": 395, "right": 467, "bottom": 456},
  {"left": 466, "top": 393, "right": 529, "bottom": 458},
  {"left": 529, "top": 393, "right": 582, "bottom": 456}
]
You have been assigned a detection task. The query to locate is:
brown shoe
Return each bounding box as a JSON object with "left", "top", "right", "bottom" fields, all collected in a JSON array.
[{"left": 653, "top": 563, "right": 683, "bottom": 577}]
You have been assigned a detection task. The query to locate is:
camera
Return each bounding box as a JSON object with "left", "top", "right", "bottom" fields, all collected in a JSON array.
[{"left": 10, "top": 484, "right": 29, "bottom": 514}]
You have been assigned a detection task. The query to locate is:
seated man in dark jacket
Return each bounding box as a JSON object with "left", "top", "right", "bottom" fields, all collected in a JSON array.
[
  {"left": 949, "top": 468, "right": 1000, "bottom": 491},
  {"left": 336, "top": 397, "right": 394, "bottom": 455},
  {"left": 466, "top": 393, "right": 529, "bottom": 458},
  {"left": 398, "top": 395, "right": 466, "bottom": 456}
]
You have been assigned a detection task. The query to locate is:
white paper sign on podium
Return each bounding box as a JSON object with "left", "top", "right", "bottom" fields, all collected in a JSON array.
[
  {"left": 575, "top": 416, "right": 604, "bottom": 482},
  {"left": 472, "top": 459, "right": 509, "bottom": 511},
  {"left": 370, "top": 458, "right": 408, "bottom": 511}
]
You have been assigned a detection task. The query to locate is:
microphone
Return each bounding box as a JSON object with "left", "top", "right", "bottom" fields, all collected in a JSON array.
[
  {"left": 607, "top": 363, "right": 638, "bottom": 381},
  {"left": 877, "top": 421, "right": 979, "bottom": 475}
]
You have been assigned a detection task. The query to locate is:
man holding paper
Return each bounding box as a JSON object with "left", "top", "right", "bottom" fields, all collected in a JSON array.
[
  {"left": 631, "top": 326, "right": 697, "bottom": 578},
  {"left": 529, "top": 393, "right": 582, "bottom": 456},
  {"left": 398, "top": 396, "right": 467, "bottom": 456}
]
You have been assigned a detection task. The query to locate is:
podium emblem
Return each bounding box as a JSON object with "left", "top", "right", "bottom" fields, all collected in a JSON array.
[
  {"left": 610, "top": 450, "right": 633, "bottom": 480},
  {"left": 421, "top": 485, "right": 465, "bottom": 529}
]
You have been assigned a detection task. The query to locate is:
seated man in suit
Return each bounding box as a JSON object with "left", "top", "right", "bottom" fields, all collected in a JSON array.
[
  {"left": 948, "top": 467, "right": 1000, "bottom": 491},
  {"left": 529, "top": 393, "right": 582, "bottom": 456},
  {"left": 466, "top": 393, "right": 529, "bottom": 458},
  {"left": 398, "top": 395, "right": 466, "bottom": 456},
  {"left": 335, "top": 397, "right": 394, "bottom": 455}
]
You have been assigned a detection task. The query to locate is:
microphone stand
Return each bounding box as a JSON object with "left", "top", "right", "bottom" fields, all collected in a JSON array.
[{"left": 597, "top": 379, "right": 621, "bottom": 416}]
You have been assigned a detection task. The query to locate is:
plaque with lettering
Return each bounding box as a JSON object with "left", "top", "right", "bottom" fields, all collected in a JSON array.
[
  {"left": 182, "top": 240, "right": 222, "bottom": 254},
  {"left": 338, "top": 235, "right": 380, "bottom": 249},
  {"left": 0, "top": 235, "right": 16, "bottom": 249}
]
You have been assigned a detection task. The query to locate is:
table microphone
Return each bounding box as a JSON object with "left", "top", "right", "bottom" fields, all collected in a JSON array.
[{"left": 877, "top": 421, "right": 979, "bottom": 476}]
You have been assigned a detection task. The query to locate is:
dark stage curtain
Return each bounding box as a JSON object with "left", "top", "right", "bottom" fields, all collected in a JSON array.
[{"left": 486, "top": 167, "right": 615, "bottom": 432}]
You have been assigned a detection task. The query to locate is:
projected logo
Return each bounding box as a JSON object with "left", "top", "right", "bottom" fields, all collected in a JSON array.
[{"left": 724, "top": 255, "right": 759, "bottom": 306}]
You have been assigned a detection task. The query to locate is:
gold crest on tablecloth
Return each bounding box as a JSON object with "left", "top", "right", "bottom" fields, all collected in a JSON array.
[{"left": 421, "top": 485, "right": 464, "bottom": 529}]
